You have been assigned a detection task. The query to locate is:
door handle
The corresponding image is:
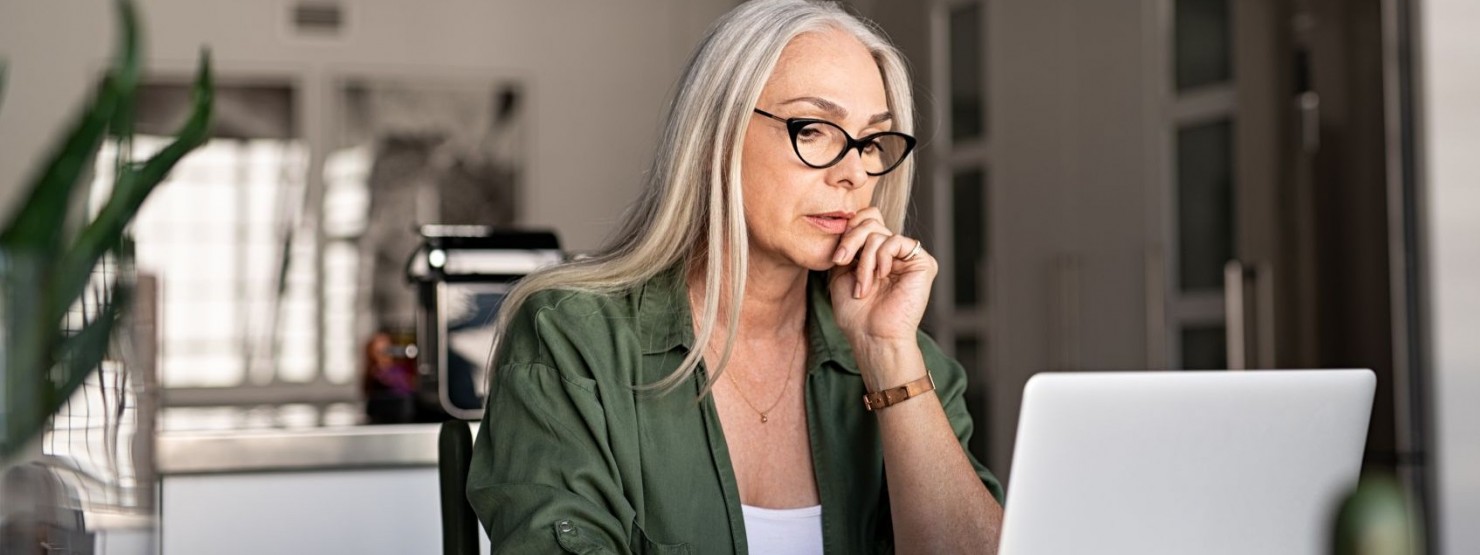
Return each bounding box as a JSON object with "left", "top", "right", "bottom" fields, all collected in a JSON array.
[
  {"left": 1224, "top": 261, "right": 1277, "bottom": 370},
  {"left": 1299, "top": 91, "right": 1321, "bottom": 154},
  {"left": 1224, "top": 261, "right": 1248, "bottom": 370}
]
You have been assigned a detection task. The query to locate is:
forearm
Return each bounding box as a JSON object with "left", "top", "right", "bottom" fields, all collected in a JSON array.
[{"left": 856, "top": 340, "right": 1004, "bottom": 554}]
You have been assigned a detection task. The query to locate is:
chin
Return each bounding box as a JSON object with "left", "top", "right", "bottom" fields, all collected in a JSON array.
[
  {"left": 800, "top": 258, "right": 835, "bottom": 272},
  {"left": 797, "top": 247, "right": 837, "bottom": 272}
]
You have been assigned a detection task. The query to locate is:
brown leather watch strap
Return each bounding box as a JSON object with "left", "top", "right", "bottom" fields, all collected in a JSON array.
[{"left": 862, "top": 373, "right": 936, "bottom": 411}]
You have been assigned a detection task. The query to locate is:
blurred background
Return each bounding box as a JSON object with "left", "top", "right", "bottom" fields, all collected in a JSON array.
[{"left": 0, "top": 0, "right": 1474, "bottom": 553}]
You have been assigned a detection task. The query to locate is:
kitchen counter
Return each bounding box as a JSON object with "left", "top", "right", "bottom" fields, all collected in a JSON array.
[
  {"left": 155, "top": 409, "right": 485, "bottom": 554},
  {"left": 156, "top": 403, "right": 478, "bottom": 474},
  {"left": 158, "top": 423, "right": 459, "bottom": 474}
]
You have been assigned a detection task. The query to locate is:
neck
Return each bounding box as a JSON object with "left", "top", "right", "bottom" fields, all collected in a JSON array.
[{"left": 687, "top": 250, "right": 808, "bottom": 343}]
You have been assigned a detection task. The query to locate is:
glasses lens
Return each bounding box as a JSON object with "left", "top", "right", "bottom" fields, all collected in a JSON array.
[
  {"left": 789, "top": 120, "right": 914, "bottom": 175},
  {"left": 794, "top": 121, "right": 848, "bottom": 167},
  {"left": 862, "top": 134, "right": 911, "bottom": 174}
]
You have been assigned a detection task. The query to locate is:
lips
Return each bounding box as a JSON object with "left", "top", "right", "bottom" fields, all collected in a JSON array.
[{"left": 805, "top": 211, "right": 854, "bottom": 234}]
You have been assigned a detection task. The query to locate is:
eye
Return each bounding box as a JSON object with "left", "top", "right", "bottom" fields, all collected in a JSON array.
[
  {"left": 860, "top": 140, "right": 881, "bottom": 154},
  {"left": 796, "top": 126, "right": 825, "bottom": 142}
]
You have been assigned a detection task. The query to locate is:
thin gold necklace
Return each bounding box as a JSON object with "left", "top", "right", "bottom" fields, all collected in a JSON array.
[
  {"left": 687, "top": 285, "right": 805, "bottom": 424},
  {"left": 723, "top": 333, "right": 804, "bottom": 424}
]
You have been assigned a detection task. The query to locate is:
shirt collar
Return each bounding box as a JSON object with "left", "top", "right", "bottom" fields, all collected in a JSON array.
[
  {"left": 636, "top": 264, "right": 859, "bottom": 375},
  {"left": 636, "top": 264, "right": 692, "bottom": 355}
]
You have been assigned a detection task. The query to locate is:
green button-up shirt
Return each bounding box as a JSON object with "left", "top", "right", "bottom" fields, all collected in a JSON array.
[{"left": 468, "top": 265, "right": 1003, "bottom": 554}]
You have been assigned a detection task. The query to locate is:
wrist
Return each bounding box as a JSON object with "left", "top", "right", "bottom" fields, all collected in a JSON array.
[
  {"left": 862, "top": 373, "right": 936, "bottom": 411},
  {"left": 847, "top": 332, "right": 917, "bottom": 354},
  {"left": 850, "top": 337, "right": 925, "bottom": 391}
]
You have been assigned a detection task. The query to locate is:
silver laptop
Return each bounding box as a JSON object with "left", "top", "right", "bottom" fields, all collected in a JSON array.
[{"left": 999, "top": 369, "right": 1375, "bottom": 555}]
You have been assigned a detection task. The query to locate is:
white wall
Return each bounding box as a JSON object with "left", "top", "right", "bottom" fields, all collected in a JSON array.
[
  {"left": 0, "top": 0, "right": 733, "bottom": 252},
  {"left": 1419, "top": 1, "right": 1480, "bottom": 553}
]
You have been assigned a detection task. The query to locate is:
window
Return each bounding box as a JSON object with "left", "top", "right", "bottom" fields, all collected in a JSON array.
[
  {"left": 88, "top": 77, "right": 527, "bottom": 422},
  {"left": 929, "top": 0, "right": 991, "bottom": 462},
  {"left": 91, "top": 83, "right": 319, "bottom": 393},
  {"left": 1167, "top": 0, "right": 1238, "bottom": 369}
]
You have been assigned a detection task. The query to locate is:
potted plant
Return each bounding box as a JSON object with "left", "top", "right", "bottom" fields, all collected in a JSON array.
[{"left": 0, "top": 0, "right": 212, "bottom": 548}]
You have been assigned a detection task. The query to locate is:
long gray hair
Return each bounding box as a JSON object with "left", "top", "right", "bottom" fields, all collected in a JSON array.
[{"left": 487, "top": 0, "right": 916, "bottom": 394}]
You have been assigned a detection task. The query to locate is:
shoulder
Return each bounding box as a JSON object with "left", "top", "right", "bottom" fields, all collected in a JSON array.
[
  {"left": 498, "top": 286, "right": 644, "bottom": 372},
  {"left": 518, "top": 287, "right": 634, "bottom": 326}
]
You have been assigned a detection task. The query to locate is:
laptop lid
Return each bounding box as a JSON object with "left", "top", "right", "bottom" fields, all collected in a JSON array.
[{"left": 999, "top": 369, "right": 1375, "bottom": 555}]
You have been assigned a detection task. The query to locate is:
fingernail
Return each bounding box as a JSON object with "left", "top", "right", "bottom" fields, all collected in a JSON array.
[
  {"left": 854, "top": 282, "right": 862, "bottom": 299},
  {"left": 834, "top": 247, "right": 846, "bottom": 263}
]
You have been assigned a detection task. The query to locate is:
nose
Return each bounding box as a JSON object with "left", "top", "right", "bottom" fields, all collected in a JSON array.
[{"left": 825, "top": 147, "right": 870, "bottom": 190}]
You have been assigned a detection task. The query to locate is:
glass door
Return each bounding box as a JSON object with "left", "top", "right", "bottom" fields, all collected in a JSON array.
[{"left": 1163, "top": 0, "right": 1286, "bottom": 371}]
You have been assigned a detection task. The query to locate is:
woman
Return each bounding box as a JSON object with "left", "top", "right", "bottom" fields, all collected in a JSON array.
[{"left": 468, "top": 0, "right": 1005, "bottom": 552}]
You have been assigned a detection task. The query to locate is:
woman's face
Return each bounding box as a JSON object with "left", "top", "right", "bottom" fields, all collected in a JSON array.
[{"left": 741, "top": 28, "right": 892, "bottom": 272}]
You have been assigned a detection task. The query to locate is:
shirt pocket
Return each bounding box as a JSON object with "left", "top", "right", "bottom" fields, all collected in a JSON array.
[
  {"left": 634, "top": 525, "right": 691, "bottom": 555},
  {"left": 549, "top": 519, "right": 691, "bottom": 555}
]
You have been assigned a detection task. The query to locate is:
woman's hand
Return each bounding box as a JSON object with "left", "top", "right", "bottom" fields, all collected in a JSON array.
[{"left": 827, "top": 208, "right": 937, "bottom": 345}]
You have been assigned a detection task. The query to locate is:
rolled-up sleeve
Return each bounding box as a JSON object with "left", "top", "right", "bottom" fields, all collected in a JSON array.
[
  {"left": 920, "top": 332, "right": 1007, "bottom": 505},
  {"left": 467, "top": 296, "right": 635, "bottom": 554}
]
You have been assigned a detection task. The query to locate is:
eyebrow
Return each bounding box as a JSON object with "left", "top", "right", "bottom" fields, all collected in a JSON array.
[{"left": 779, "top": 96, "right": 894, "bottom": 126}]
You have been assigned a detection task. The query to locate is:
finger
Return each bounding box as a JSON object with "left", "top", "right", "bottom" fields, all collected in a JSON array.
[
  {"left": 877, "top": 235, "right": 915, "bottom": 282},
  {"left": 855, "top": 232, "right": 890, "bottom": 298},
  {"left": 902, "top": 239, "right": 939, "bottom": 282},
  {"left": 834, "top": 208, "right": 887, "bottom": 263},
  {"left": 874, "top": 235, "right": 915, "bottom": 292},
  {"left": 846, "top": 207, "right": 885, "bottom": 230},
  {"left": 833, "top": 217, "right": 892, "bottom": 265},
  {"left": 840, "top": 207, "right": 888, "bottom": 266},
  {"left": 827, "top": 264, "right": 857, "bottom": 301}
]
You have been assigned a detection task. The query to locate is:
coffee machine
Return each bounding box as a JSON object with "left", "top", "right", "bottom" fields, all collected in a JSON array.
[{"left": 405, "top": 226, "right": 562, "bottom": 420}]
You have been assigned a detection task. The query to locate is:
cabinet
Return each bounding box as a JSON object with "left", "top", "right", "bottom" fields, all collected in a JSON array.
[{"left": 158, "top": 424, "right": 489, "bottom": 555}]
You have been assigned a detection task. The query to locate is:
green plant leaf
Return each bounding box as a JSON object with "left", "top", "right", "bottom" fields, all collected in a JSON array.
[
  {"left": 49, "top": 51, "right": 212, "bottom": 324},
  {"left": 2, "top": 250, "right": 52, "bottom": 456},
  {"left": 44, "top": 273, "right": 130, "bottom": 442},
  {"left": 0, "top": 77, "right": 120, "bottom": 253},
  {"left": 111, "top": 0, "right": 142, "bottom": 115},
  {"left": 0, "top": 247, "right": 129, "bottom": 459},
  {"left": 0, "top": 0, "right": 141, "bottom": 253},
  {"left": 109, "top": 0, "right": 140, "bottom": 150}
]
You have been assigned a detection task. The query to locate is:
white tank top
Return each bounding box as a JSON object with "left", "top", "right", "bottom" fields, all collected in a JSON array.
[{"left": 740, "top": 504, "right": 824, "bottom": 555}]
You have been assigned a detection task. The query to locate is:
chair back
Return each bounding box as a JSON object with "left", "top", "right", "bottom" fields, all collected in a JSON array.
[{"left": 438, "top": 420, "right": 479, "bottom": 555}]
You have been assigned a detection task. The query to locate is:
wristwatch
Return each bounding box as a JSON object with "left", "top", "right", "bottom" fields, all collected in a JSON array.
[{"left": 862, "top": 373, "right": 936, "bottom": 411}]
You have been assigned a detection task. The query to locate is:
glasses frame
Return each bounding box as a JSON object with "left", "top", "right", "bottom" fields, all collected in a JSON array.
[{"left": 752, "top": 108, "right": 917, "bottom": 177}]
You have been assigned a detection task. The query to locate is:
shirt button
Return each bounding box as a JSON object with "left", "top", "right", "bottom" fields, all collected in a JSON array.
[{"left": 557, "top": 520, "right": 574, "bottom": 534}]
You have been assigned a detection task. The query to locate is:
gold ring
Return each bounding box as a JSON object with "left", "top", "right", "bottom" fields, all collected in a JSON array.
[{"left": 903, "top": 239, "right": 922, "bottom": 261}]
